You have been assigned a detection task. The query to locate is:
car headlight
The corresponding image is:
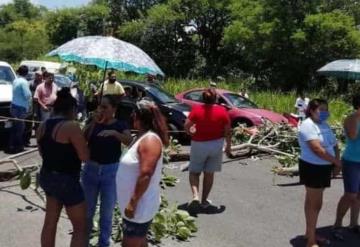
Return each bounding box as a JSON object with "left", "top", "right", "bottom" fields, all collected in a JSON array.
[{"left": 183, "top": 111, "right": 190, "bottom": 117}]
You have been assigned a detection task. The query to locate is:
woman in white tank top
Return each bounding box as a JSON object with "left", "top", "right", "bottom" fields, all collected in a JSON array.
[{"left": 116, "top": 99, "right": 169, "bottom": 247}]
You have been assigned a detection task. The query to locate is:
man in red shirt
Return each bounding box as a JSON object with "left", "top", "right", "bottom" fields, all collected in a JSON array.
[{"left": 185, "top": 88, "right": 232, "bottom": 213}]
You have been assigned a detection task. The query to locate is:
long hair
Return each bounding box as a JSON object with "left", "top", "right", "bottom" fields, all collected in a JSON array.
[{"left": 135, "top": 99, "right": 169, "bottom": 146}]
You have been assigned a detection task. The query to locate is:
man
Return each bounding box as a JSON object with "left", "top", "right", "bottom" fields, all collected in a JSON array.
[
  {"left": 34, "top": 72, "right": 58, "bottom": 121},
  {"left": 295, "top": 92, "right": 310, "bottom": 121},
  {"left": 23, "top": 71, "right": 43, "bottom": 146},
  {"left": 8, "top": 65, "right": 31, "bottom": 153},
  {"left": 98, "top": 71, "right": 125, "bottom": 99}
]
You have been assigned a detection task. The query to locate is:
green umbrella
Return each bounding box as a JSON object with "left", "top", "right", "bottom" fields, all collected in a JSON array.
[{"left": 317, "top": 59, "right": 360, "bottom": 80}]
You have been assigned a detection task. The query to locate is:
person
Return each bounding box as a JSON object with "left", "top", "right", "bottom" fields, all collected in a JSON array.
[
  {"left": 184, "top": 88, "right": 232, "bottom": 214},
  {"left": 82, "top": 95, "right": 132, "bottom": 247},
  {"left": 333, "top": 95, "right": 360, "bottom": 239},
  {"left": 298, "top": 99, "right": 341, "bottom": 247},
  {"left": 98, "top": 71, "right": 125, "bottom": 99},
  {"left": 295, "top": 92, "right": 310, "bottom": 121},
  {"left": 24, "top": 70, "right": 43, "bottom": 145},
  {"left": 146, "top": 74, "right": 159, "bottom": 85},
  {"left": 34, "top": 72, "right": 58, "bottom": 121},
  {"left": 8, "top": 65, "right": 32, "bottom": 154},
  {"left": 239, "top": 89, "right": 249, "bottom": 99},
  {"left": 36, "top": 88, "right": 89, "bottom": 247},
  {"left": 116, "top": 99, "right": 169, "bottom": 247}
]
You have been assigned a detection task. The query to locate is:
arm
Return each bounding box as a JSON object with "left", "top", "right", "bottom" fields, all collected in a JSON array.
[
  {"left": 184, "top": 118, "right": 194, "bottom": 136},
  {"left": 344, "top": 114, "right": 359, "bottom": 140},
  {"left": 115, "top": 129, "right": 132, "bottom": 146},
  {"left": 35, "top": 123, "right": 45, "bottom": 157},
  {"left": 307, "top": 140, "right": 341, "bottom": 167},
  {"left": 68, "top": 122, "right": 90, "bottom": 162},
  {"left": 83, "top": 122, "right": 95, "bottom": 142},
  {"left": 34, "top": 87, "right": 48, "bottom": 110},
  {"left": 224, "top": 122, "right": 232, "bottom": 156},
  {"left": 125, "top": 136, "right": 162, "bottom": 218},
  {"left": 22, "top": 81, "right": 32, "bottom": 102}
]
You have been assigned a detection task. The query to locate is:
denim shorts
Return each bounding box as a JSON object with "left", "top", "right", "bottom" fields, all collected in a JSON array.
[
  {"left": 122, "top": 218, "right": 152, "bottom": 238},
  {"left": 40, "top": 169, "right": 84, "bottom": 207},
  {"left": 342, "top": 160, "right": 360, "bottom": 193}
]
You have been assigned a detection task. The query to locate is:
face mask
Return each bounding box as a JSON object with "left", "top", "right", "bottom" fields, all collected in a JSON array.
[
  {"left": 318, "top": 111, "right": 330, "bottom": 123},
  {"left": 109, "top": 78, "right": 116, "bottom": 83}
]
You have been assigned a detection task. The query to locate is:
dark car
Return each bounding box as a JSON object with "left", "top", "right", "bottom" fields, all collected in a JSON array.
[{"left": 117, "top": 80, "right": 191, "bottom": 140}]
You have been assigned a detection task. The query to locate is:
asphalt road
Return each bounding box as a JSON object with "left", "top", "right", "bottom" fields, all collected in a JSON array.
[{"left": 1, "top": 146, "right": 360, "bottom": 247}]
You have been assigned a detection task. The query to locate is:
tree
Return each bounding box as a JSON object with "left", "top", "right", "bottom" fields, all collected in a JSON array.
[{"left": 0, "top": 20, "right": 50, "bottom": 62}]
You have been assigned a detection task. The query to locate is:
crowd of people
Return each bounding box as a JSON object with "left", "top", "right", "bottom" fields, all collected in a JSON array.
[
  {"left": 298, "top": 97, "right": 360, "bottom": 247},
  {"left": 7, "top": 64, "right": 360, "bottom": 247}
]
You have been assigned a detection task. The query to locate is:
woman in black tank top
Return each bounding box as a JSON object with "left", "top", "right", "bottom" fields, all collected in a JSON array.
[
  {"left": 82, "top": 95, "right": 132, "bottom": 247},
  {"left": 36, "top": 88, "right": 89, "bottom": 247}
]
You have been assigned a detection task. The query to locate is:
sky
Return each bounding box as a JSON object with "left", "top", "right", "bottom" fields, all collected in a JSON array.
[{"left": 0, "top": 0, "right": 92, "bottom": 9}]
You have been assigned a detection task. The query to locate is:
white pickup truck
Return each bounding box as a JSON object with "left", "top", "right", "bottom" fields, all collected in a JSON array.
[{"left": 0, "top": 61, "right": 17, "bottom": 139}]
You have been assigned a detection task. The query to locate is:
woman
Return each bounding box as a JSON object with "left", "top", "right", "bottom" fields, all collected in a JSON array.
[
  {"left": 298, "top": 99, "right": 341, "bottom": 247},
  {"left": 184, "top": 88, "right": 232, "bottom": 213},
  {"left": 116, "top": 99, "right": 169, "bottom": 247},
  {"left": 333, "top": 95, "right": 360, "bottom": 238},
  {"left": 82, "top": 95, "right": 132, "bottom": 247},
  {"left": 37, "top": 88, "right": 89, "bottom": 247}
]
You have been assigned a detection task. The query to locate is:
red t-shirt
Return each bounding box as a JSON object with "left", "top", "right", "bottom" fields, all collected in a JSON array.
[{"left": 189, "top": 104, "right": 230, "bottom": 142}]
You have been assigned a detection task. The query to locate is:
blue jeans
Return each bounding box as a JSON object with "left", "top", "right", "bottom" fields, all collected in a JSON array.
[
  {"left": 9, "top": 104, "right": 28, "bottom": 150},
  {"left": 82, "top": 161, "right": 119, "bottom": 247}
]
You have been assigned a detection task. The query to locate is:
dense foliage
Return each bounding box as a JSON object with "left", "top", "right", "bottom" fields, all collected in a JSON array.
[{"left": 1, "top": 0, "right": 360, "bottom": 91}]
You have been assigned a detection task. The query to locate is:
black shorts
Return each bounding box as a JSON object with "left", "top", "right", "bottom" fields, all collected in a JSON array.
[
  {"left": 299, "top": 159, "right": 333, "bottom": 188},
  {"left": 40, "top": 169, "right": 84, "bottom": 207},
  {"left": 122, "top": 218, "right": 152, "bottom": 238}
]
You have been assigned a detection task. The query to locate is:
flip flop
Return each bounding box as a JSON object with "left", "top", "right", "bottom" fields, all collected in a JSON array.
[
  {"left": 349, "top": 225, "right": 360, "bottom": 234},
  {"left": 187, "top": 199, "right": 200, "bottom": 215}
]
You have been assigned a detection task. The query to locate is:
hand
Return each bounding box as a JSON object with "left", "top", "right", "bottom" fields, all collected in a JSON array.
[
  {"left": 225, "top": 145, "right": 232, "bottom": 158},
  {"left": 125, "top": 200, "right": 137, "bottom": 219},
  {"left": 333, "top": 159, "right": 342, "bottom": 177},
  {"left": 97, "top": 130, "right": 118, "bottom": 137},
  {"left": 43, "top": 106, "right": 49, "bottom": 111}
]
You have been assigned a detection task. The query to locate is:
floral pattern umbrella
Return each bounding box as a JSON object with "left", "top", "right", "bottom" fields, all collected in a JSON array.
[{"left": 48, "top": 35, "right": 164, "bottom": 76}]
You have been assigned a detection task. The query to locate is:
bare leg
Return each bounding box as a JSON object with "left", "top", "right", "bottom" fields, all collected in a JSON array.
[
  {"left": 350, "top": 193, "right": 360, "bottom": 227},
  {"left": 189, "top": 172, "right": 201, "bottom": 201},
  {"left": 334, "top": 193, "right": 358, "bottom": 227},
  {"left": 201, "top": 172, "right": 214, "bottom": 204},
  {"left": 65, "top": 202, "right": 87, "bottom": 247},
  {"left": 41, "top": 196, "right": 63, "bottom": 247},
  {"left": 304, "top": 187, "right": 324, "bottom": 247}
]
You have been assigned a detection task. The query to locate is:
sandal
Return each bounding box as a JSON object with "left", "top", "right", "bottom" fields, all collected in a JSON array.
[
  {"left": 349, "top": 225, "right": 360, "bottom": 234},
  {"left": 187, "top": 199, "right": 200, "bottom": 215},
  {"left": 331, "top": 227, "right": 344, "bottom": 241}
]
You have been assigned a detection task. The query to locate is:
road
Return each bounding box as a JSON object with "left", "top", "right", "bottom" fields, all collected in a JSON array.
[{"left": 0, "top": 146, "right": 360, "bottom": 247}]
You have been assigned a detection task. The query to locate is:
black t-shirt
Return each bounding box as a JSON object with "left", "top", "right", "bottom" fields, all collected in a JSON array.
[{"left": 88, "top": 120, "right": 129, "bottom": 164}]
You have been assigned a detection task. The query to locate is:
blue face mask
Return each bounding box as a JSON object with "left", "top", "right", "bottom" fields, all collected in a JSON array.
[{"left": 318, "top": 111, "right": 330, "bottom": 123}]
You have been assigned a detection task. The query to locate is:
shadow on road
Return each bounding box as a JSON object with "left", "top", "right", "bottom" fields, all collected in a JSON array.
[
  {"left": 290, "top": 226, "right": 360, "bottom": 247},
  {"left": 177, "top": 203, "right": 226, "bottom": 217},
  {"left": 277, "top": 182, "right": 302, "bottom": 187}
]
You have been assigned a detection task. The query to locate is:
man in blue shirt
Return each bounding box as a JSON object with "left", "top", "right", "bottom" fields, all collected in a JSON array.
[{"left": 8, "top": 65, "right": 31, "bottom": 153}]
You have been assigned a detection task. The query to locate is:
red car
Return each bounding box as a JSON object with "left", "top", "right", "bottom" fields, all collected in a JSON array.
[{"left": 176, "top": 88, "right": 290, "bottom": 127}]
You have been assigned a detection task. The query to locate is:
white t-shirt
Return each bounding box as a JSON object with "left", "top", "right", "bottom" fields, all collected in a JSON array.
[
  {"left": 298, "top": 118, "right": 337, "bottom": 165},
  {"left": 295, "top": 97, "right": 309, "bottom": 118},
  {"left": 116, "top": 132, "right": 163, "bottom": 223}
]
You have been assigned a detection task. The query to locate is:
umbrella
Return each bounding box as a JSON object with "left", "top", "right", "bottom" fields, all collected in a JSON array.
[
  {"left": 47, "top": 35, "right": 164, "bottom": 76},
  {"left": 317, "top": 59, "right": 360, "bottom": 80}
]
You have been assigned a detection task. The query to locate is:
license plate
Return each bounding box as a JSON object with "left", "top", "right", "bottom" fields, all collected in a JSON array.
[{"left": 4, "top": 121, "right": 12, "bottom": 128}]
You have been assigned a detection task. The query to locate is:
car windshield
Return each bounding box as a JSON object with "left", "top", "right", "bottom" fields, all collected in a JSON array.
[
  {"left": 54, "top": 75, "right": 72, "bottom": 88},
  {"left": 147, "top": 86, "right": 177, "bottom": 104},
  {"left": 0, "top": 66, "right": 15, "bottom": 85},
  {"left": 224, "top": 93, "right": 258, "bottom": 108}
]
